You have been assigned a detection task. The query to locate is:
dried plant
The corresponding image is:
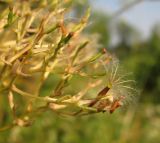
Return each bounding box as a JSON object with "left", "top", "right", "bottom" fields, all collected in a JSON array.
[{"left": 0, "top": 0, "right": 136, "bottom": 131}]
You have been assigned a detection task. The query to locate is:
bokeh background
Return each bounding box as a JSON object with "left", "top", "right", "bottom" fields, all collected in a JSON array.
[{"left": 0, "top": 0, "right": 160, "bottom": 143}]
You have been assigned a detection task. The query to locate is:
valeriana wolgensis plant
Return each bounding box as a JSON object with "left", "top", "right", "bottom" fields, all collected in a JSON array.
[{"left": 0, "top": 0, "right": 136, "bottom": 131}]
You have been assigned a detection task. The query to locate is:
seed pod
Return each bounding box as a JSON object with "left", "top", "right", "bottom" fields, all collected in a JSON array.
[
  {"left": 88, "top": 86, "right": 110, "bottom": 107},
  {"left": 109, "top": 97, "right": 124, "bottom": 114}
]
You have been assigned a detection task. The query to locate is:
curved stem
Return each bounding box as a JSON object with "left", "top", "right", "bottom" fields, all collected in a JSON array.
[{"left": 0, "top": 124, "right": 14, "bottom": 132}]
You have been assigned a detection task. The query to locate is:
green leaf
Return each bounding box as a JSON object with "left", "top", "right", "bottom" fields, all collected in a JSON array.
[
  {"left": 72, "top": 41, "right": 89, "bottom": 64},
  {"left": 88, "top": 52, "right": 103, "bottom": 63}
]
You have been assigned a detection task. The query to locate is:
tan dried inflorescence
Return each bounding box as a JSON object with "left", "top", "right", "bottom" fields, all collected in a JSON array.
[{"left": 0, "top": 0, "right": 136, "bottom": 130}]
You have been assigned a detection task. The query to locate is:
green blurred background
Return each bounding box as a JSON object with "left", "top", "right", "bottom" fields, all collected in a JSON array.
[{"left": 0, "top": 0, "right": 160, "bottom": 143}]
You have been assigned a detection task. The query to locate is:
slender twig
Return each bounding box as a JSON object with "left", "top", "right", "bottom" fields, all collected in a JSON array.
[
  {"left": 110, "top": 0, "right": 144, "bottom": 21},
  {"left": 0, "top": 124, "right": 14, "bottom": 132}
]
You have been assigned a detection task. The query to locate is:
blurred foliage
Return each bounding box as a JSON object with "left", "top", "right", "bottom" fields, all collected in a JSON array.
[
  {"left": 114, "top": 23, "right": 160, "bottom": 104},
  {"left": 86, "top": 12, "right": 110, "bottom": 47}
]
